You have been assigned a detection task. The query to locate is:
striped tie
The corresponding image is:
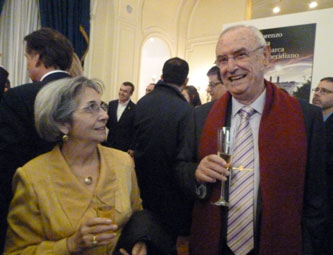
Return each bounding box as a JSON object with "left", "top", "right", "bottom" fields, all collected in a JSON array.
[{"left": 227, "top": 106, "right": 255, "bottom": 255}]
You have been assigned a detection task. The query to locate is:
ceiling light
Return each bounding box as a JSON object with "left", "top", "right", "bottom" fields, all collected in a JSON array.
[
  {"left": 273, "top": 6, "right": 280, "bottom": 14},
  {"left": 309, "top": 1, "right": 318, "bottom": 8}
]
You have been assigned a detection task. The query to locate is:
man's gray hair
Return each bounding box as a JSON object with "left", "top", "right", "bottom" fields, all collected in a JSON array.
[
  {"left": 221, "top": 24, "right": 267, "bottom": 47},
  {"left": 34, "top": 76, "right": 104, "bottom": 142}
]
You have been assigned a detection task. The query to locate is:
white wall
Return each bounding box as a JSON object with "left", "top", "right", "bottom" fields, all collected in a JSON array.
[
  {"left": 138, "top": 37, "right": 171, "bottom": 99},
  {"left": 186, "top": 0, "right": 248, "bottom": 103}
]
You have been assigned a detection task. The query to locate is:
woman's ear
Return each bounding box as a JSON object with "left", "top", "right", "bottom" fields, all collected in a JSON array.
[{"left": 57, "top": 122, "right": 71, "bottom": 135}]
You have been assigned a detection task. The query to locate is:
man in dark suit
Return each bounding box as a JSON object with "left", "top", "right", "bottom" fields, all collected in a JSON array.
[
  {"left": 312, "top": 77, "right": 333, "bottom": 253},
  {"left": 134, "top": 58, "right": 194, "bottom": 245},
  {"left": 194, "top": 66, "right": 228, "bottom": 139},
  {"left": 0, "top": 65, "right": 9, "bottom": 101},
  {"left": 105, "top": 81, "right": 136, "bottom": 154},
  {"left": 207, "top": 65, "right": 227, "bottom": 102},
  {"left": 0, "top": 28, "right": 73, "bottom": 252},
  {"left": 176, "top": 25, "right": 326, "bottom": 255}
]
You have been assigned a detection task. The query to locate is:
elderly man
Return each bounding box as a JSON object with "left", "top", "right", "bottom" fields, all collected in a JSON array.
[
  {"left": 312, "top": 77, "right": 333, "bottom": 253},
  {"left": 177, "top": 25, "right": 326, "bottom": 255},
  {"left": 0, "top": 28, "right": 73, "bottom": 252}
]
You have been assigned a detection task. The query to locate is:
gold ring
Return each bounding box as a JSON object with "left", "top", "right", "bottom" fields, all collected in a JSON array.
[{"left": 92, "top": 235, "right": 98, "bottom": 246}]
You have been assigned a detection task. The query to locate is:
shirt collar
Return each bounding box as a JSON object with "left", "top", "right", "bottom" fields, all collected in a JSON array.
[
  {"left": 324, "top": 111, "right": 333, "bottom": 122},
  {"left": 40, "top": 70, "right": 69, "bottom": 81},
  {"left": 119, "top": 99, "right": 130, "bottom": 106},
  {"left": 167, "top": 83, "right": 182, "bottom": 91},
  {"left": 232, "top": 88, "right": 266, "bottom": 118}
]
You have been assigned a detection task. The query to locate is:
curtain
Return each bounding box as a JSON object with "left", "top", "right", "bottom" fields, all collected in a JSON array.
[
  {"left": 0, "top": 0, "right": 40, "bottom": 87},
  {"left": 82, "top": 0, "right": 96, "bottom": 77},
  {"left": 0, "top": 0, "right": 5, "bottom": 15},
  {"left": 39, "top": 0, "right": 90, "bottom": 61}
]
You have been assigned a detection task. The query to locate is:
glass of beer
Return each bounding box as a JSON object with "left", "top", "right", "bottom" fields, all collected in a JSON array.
[{"left": 212, "top": 126, "right": 232, "bottom": 207}]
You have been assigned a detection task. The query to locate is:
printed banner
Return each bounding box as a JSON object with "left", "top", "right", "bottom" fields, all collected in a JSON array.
[{"left": 261, "top": 24, "right": 316, "bottom": 101}]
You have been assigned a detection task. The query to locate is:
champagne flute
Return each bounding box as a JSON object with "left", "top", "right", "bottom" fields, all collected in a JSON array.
[
  {"left": 212, "top": 126, "right": 232, "bottom": 207},
  {"left": 93, "top": 205, "right": 115, "bottom": 253}
]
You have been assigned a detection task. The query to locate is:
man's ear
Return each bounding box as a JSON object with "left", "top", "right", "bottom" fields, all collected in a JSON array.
[
  {"left": 263, "top": 45, "right": 271, "bottom": 66},
  {"left": 33, "top": 53, "right": 42, "bottom": 67},
  {"left": 183, "top": 77, "right": 189, "bottom": 86},
  {"left": 180, "top": 78, "right": 189, "bottom": 91}
]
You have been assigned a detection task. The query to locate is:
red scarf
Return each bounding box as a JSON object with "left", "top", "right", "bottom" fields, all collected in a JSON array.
[{"left": 190, "top": 81, "right": 307, "bottom": 255}]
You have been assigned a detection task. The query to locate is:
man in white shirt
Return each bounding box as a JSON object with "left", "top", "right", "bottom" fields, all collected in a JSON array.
[{"left": 106, "top": 82, "right": 136, "bottom": 154}]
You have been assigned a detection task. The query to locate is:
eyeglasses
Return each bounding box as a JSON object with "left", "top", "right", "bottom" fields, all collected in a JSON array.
[
  {"left": 78, "top": 101, "right": 108, "bottom": 114},
  {"left": 208, "top": 81, "right": 223, "bottom": 89},
  {"left": 215, "top": 46, "right": 265, "bottom": 68},
  {"left": 312, "top": 87, "right": 333, "bottom": 95}
]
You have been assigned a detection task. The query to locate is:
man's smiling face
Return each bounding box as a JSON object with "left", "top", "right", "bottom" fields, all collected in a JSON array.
[{"left": 215, "top": 27, "right": 270, "bottom": 105}]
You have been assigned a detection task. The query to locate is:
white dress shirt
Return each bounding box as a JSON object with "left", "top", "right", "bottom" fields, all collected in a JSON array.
[
  {"left": 230, "top": 89, "right": 266, "bottom": 218},
  {"left": 40, "top": 70, "right": 69, "bottom": 82},
  {"left": 117, "top": 99, "right": 130, "bottom": 121}
]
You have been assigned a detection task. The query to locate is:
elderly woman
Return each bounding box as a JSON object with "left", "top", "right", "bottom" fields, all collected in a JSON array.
[{"left": 5, "top": 77, "right": 151, "bottom": 255}]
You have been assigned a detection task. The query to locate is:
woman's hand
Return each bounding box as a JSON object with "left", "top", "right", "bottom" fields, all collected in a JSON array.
[
  {"left": 67, "top": 217, "right": 118, "bottom": 253},
  {"left": 119, "top": 242, "right": 147, "bottom": 255}
]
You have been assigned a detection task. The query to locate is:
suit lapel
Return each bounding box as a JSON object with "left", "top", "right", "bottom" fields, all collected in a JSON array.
[
  {"left": 47, "top": 146, "right": 95, "bottom": 228},
  {"left": 95, "top": 146, "right": 124, "bottom": 213},
  {"left": 118, "top": 101, "right": 133, "bottom": 123},
  {"left": 48, "top": 146, "right": 123, "bottom": 229},
  {"left": 108, "top": 101, "right": 119, "bottom": 124}
]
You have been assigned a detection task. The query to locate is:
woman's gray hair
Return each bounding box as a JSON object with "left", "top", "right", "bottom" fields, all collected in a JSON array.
[{"left": 34, "top": 76, "right": 104, "bottom": 142}]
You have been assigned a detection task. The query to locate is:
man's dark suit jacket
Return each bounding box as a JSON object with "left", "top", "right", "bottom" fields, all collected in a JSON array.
[
  {"left": 324, "top": 114, "right": 333, "bottom": 253},
  {"left": 133, "top": 81, "right": 194, "bottom": 238},
  {"left": 106, "top": 99, "right": 136, "bottom": 152},
  {"left": 0, "top": 66, "right": 9, "bottom": 101},
  {"left": 176, "top": 98, "right": 326, "bottom": 255},
  {"left": 175, "top": 100, "right": 216, "bottom": 199},
  {"left": 0, "top": 72, "right": 70, "bottom": 252}
]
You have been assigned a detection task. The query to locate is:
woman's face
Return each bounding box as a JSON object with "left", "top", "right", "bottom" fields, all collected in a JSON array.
[
  {"left": 68, "top": 87, "right": 109, "bottom": 144},
  {"left": 182, "top": 89, "right": 190, "bottom": 103}
]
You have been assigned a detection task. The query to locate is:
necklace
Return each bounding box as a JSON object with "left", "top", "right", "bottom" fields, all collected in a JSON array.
[{"left": 84, "top": 176, "right": 93, "bottom": 185}]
